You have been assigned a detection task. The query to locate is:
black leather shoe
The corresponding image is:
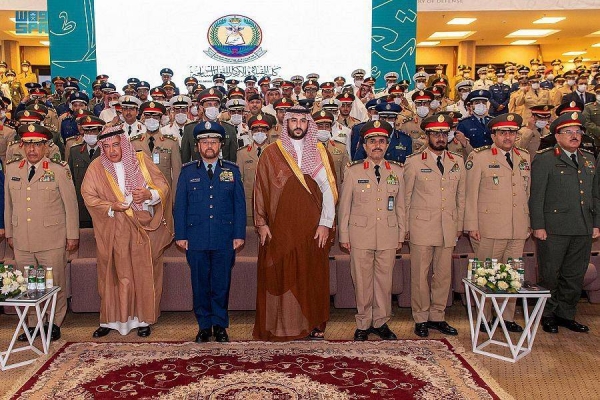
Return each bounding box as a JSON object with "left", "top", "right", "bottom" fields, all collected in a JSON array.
[
  {"left": 17, "top": 327, "right": 36, "bottom": 342},
  {"left": 504, "top": 320, "right": 524, "bottom": 333},
  {"left": 353, "top": 329, "right": 370, "bottom": 341},
  {"left": 50, "top": 324, "right": 61, "bottom": 341},
  {"left": 414, "top": 323, "right": 429, "bottom": 337},
  {"left": 93, "top": 327, "right": 112, "bottom": 338},
  {"left": 426, "top": 321, "right": 458, "bottom": 336},
  {"left": 370, "top": 324, "right": 397, "bottom": 340},
  {"left": 137, "top": 326, "right": 151, "bottom": 337},
  {"left": 213, "top": 325, "right": 229, "bottom": 342},
  {"left": 542, "top": 316, "right": 558, "bottom": 333},
  {"left": 479, "top": 320, "right": 491, "bottom": 332},
  {"left": 555, "top": 316, "right": 589, "bottom": 333},
  {"left": 195, "top": 328, "right": 212, "bottom": 343}
]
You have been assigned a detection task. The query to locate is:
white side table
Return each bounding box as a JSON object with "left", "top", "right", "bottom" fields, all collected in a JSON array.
[
  {"left": 0, "top": 286, "right": 60, "bottom": 370},
  {"left": 463, "top": 278, "right": 550, "bottom": 363}
]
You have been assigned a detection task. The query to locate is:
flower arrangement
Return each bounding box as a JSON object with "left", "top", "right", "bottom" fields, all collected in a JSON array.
[
  {"left": 0, "top": 265, "right": 27, "bottom": 301},
  {"left": 473, "top": 262, "right": 521, "bottom": 293}
]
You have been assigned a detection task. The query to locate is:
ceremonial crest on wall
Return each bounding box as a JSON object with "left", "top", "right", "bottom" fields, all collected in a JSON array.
[{"left": 204, "top": 15, "right": 266, "bottom": 64}]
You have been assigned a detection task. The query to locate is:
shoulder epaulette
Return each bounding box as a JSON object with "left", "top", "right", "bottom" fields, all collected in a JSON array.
[
  {"left": 515, "top": 146, "right": 529, "bottom": 154},
  {"left": 163, "top": 134, "right": 177, "bottom": 141},
  {"left": 346, "top": 159, "right": 364, "bottom": 168},
  {"left": 221, "top": 159, "right": 239, "bottom": 168},
  {"left": 184, "top": 121, "right": 197, "bottom": 128},
  {"left": 536, "top": 147, "right": 553, "bottom": 154},
  {"left": 473, "top": 145, "right": 491, "bottom": 153},
  {"left": 130, "top": 133, "right": 143, "bottom": 141},
  {"left": 50, "top": 158, "right": 68, "bottom": 167},
  {"left": 6, "top": 155, "right": 23, "bottom": 164},
  {"left": 388, "top": 160, "right": 404, "bottom": 167},
  {"left": 220, "top": 121, "right": 233, "bottom": 128},
  {"left": 182, "top": 160, "right": 197, "bottom": 167},
  {"left": 448, "top": 150, "right": 464, "bottom": 158},
  {"left": 8, "top": 140, "right": 19, "bottom": 146},
  {"left": 579, "top": 148, "right": 594, "bottom": 155},
  {"left": 406, "top": 147, "right": 426, "bottom": 159}
]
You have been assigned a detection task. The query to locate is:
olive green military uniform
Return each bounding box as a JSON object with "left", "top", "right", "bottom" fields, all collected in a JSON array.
[
  {"left": 181, "top": 120, "right": 238, "bottom": 163},
  {"left": 68, "top": 142, "right": 100, "bottom": 227},
  {"left": 583, "top": 101, "right": 600, "bottom": 148}
]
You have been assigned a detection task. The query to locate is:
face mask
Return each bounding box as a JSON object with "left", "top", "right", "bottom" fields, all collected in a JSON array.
[
  {"left": 531, "top": 83, "right": 540, "bottom": 90},
  {"left": 215, "top": 82, "right": 224, "bottom": 87},
  {"left": 161, "top": 115, "right": 169, "bottom": 126},
  {"left": 463, "top": 73, "right": 471, "bottom": 78},
  {"left": 479, "top": 74, "right": 487, "bottom": 79},
  {"left": 252, "top": 131, "right": 267, "bottom": 144},
  {"left": 175, "top": 113, "right": 187, "bottom": 125},
  {"left": 497, "top": 78, "right": 504, "bottom": 84},
  {"left": 416, "top": 106, "right": 429, "bottom": 118},
  {"left": 393, "top": 97, "right": 402, "bottom": 105},
  {"left": 109, "top": 100, "right": 118, "bottom": 108},
  {"left": 7, "top": 76, "right": 14, "bottom": 82},
  {"left": 546, "top": 74, "right": 554, "bottom": 81},
  {"left": 448, "top": 129, "right": 456, "bottom": 142},
  {"left": 473, "top": 103, "right": 487, "bottom": 116},
  {"left": 186, "top": 85, "right": 194, "bottom": 93},
  {"left": 461, "top": 92, "right": 469, "bottom": 101},
  {"left": 230, "top": 114, "right": 243, "bottom": 125},
  {"left": 354, "top": 79, "right": 363, "bottom": 86},
  {"left": 596, "top": 94, "right": 600, "bottom": 103},
  {"left": 577, "top": 84, "right": 587, "bottom": 93},
  {"left": 83, "top": 134, "right": 98, "bottom": 146},
  {"left": 22, "top": 67, "right": 29, "bottom": 72},
  {"left": 0, "top": 110, "right": 5, "bottom": 119},
  {"left": 204, "top": 106, "right": 219, "bottom": 120},
  {"left": 567, "top": 79, "right": 576, "bottom": 87},
  {"left": 430, "top": 99, "right": 440, "bottom": 110},
  {"left": 507, "top": 73, "right": 514, "bottom": 79},
  {"left": 144, "top": 118, "right": 160, "bottom": 132},
  {"left": 0, "top": 68, "right": 5, "bottom": 73},
  {"left": 119, "top": 114, "right": 125, "bottom": 122},
  {"left": 190, "top": 105, "right": 199, "bottom": 116},
  {"left": 416, "top": 82, "right": 426, "bottom": 90},
  {"left": 371, "top": 114, "right": 379, "bottom": 121},
  {"left": 316, "top": 130, "right": 331, "bottom": 142},
  {"left": 535, "top": 120, "right": 548, "bottom": 129}
]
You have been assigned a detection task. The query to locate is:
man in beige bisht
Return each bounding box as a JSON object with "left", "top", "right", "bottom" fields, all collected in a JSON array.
[{"left": 81, "top": 125, "right": 173, "bottom": 338}]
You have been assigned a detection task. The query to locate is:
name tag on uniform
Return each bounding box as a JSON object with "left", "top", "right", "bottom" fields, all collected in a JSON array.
[
  {"left": 421, "top": 168, "right": 432, "bottom": 173},
  {"left": 358, "top": 179, "right": 369, "bottom": 183},
  {"left": 153, "top": 153, "right": 160, "bottom": 164},
  {"left": 190, "top": 178, "right": 200, "bottom": 182},
  {"left": 11, "top": 177, "right": 20, "bottom": 181},
  {"left": 488, "top": 164, "right": 500, "bottom": 168},
  {"left": 555, "top": 164, "right": 567, "bottom": 168}
]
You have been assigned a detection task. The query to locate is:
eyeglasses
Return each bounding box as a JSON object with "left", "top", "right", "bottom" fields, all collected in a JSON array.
[
  {"left": 494, "top": 130, "right": 518, "bottom": 136},
  {"left": 427, "top": 131, "right": 449, "bottom": 137},
  {"left": 23, "top": 141, "right": 47, "bottom": 148},
  {"left": 560, "top": 129, "right": 583, "bottom": 135}
]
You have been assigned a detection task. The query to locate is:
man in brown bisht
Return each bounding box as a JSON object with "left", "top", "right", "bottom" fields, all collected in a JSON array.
[
  {"left": 253, "top": 104, "right": 338, "bottom": 341},
  {"left": 81, "top": 125, "right": 173, "bottom": 338}
]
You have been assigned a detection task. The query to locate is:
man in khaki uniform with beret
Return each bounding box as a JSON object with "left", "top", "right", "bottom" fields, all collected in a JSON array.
[
  {"left": 131, "top": 101, "right": 181, "bottom": 192},
  {"left": 516, "top": 105, "right": 553, "bottom": 158},
  {"left": 7, "top": 110, "right": 61, "bottom": 162},
  {"left": 312, "top": 110, "right": 349, "bottom": 193},
  {"left": 404, "top": 114, "right": 465, "bottom": 337},
  {"left": 6, "top": 124, "right": 79, "bottom": 342},
  {"left": 339, "top": 120, "right": 405, "bottom": 341},
  {"left": 237, "top": 114, "right": 271, "bottom": 225},
  {"left": 464, "top": 113, "right": 530, "bottom": 333}
]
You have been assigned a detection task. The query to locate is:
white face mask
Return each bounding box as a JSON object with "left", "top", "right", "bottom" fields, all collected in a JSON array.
[
  {"left": 190, "top": 105, "right": 199, "bottom": 116},
  {"left": 215, "top": 82, "right": 224, "bottom": 87},
  {"left": 7, "top": 76, "right": 14, "bottom": 82},
  {"left": 0, "top": 110, "right": 5, "bottom": 119},
  {"left": 316, "top": 130, "right": 331, "bottom": 142},
  {"left": 230, "top": 114, "right": 243, "bottom": 125},
  {"left": 371, "top": 114, "right": 379, "bottom": 121},
  {"left": 497, "top": 78, "right": 504, "bottom": 84},
  {"left": 473, "top": 103, "right": 487, "bottom": 116},
  {"left": 393, "top": 97, "right": 402, "bottom": 105},
  {"left": 416, "top": 106, "right": 429, "bottom": 118},
  {"left": 597, "top": 94, "right": 600, "bottom": 103},
  {"left": 161, "top": 115, "right": 170, "bottom": 126},
  {"left": 577, "top": 84, "right": 588, "bottom": 93},
  {"left": 109, "top": 100, "right": 118, "bottom": 108},
  {"left": 479, "top": 74, "right": 487, "bottom": 79},
  {"left": 252, "top": 131, "right": 267, "bottom": 144},
  {"left": 535, "top": 120, "right": 548, "bottom": 129},
  {"left": 461, "top": 92, "right": 469, "bottom": 101},
  {"left": 22, "top": 66, "right": 29, "bottom": 72},
  {"left": 175, "top": 113, "right": 187, "bottom": 125},
  {"left": 83, "top": 134, "right": 98, "bottom": 146},
  {"left": 463, "top": 73, "right": 471, "bottom": 79},
  {"left": 186, "top": 85, "right": 194, "bottom": 93},
  {"left": 204, "top": 106, "right": 219, "bottom": 121},
  {"left": 144, "top": 118, "right": 160, "bottom": 132},
  {"left": 567, "top": 79, "right": 576, "bottom": 87},
  {"left": 531, "top": 83, "right": 540, "bottom": 90},
  {"left": 430, "top": 99, "right": 440, "bottom": 110},
  {"left": 354, "top": 79, "right": 363, "bottom": 86},
  {"left": 416, "top": 82, "right": 426, "bottom": 90},
  {"left": 546, "top": 74, "right": 554, "bottom": 81}
]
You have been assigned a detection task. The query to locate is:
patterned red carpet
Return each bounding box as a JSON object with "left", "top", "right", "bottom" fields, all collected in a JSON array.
[{"left": 11, "top": 340, "right": 508, "bottom": 399}]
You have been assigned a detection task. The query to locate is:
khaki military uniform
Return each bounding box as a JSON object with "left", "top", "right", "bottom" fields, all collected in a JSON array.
[
  {"left": 399, "top": 117, "right": 427, "bottom": 153},
  {"left": 447, "top": 137, "right": 473, "bottom": 161},
  {"left": 236, "top": 143, "right": 266, "bottom": 225},
  {"left": 583, "top": 101, "right": 600, "bottom": 147},
  {"left": 5, "top": 157, "right": 79, "bottom": 326},
  {"left": 404, "top": 149, "right": 466, "bottom": 323},
  {"left": 516, "top": 126, "right": 547, "bottom": 158},
  {"left": 325, "top": 139, "right": 349, "bottom": 193},
  {"left": 337, "top": 115, "right": 360, "bottom": 130},
  {"left": 16, "top": 72, "right": 37, "bottom": 95},
  {"left": 130, "top": 130, "right": 181, "bottom": 192},
  {"left": 513, "top": 89, "right": 551, "bottom": 122},
  {"left": 338, "top": 159, "right": 405, "bottom": 330},
  {"left": 7, "top": 81, "right": 24, "bottom": 108},
  {"left": 550, "top": 85, "right": 573, "bottom": 108},
  {"left": 43, "top": 108, "right": 60, "bottom": 133},
  {"left": 464, "top": 144, "right": 531, "bottom": 321},
  {"left": 6, "top": 137, "right": 61, "bottom": 162},
  {"left": 0, "top": 122, "right": 16, "bottom": 164},
  {"left": 269, "top": 124, "right": 282, "bottom": 143}
]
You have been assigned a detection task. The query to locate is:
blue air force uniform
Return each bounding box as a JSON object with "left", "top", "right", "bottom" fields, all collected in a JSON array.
[
  {"left": 457, "top": 90, "right": 493, "bottom": 149},
  {"left": 174, "top": 122, "right": 246, "bottom": 332},
  {"left": 355, "top": 129, "right": 412, "bottom": 163},
  {"left": 489, "top": 83, "right": 511, "bottom": 116}
]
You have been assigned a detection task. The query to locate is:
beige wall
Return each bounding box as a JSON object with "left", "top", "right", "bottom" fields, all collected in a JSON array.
[
  {"left": 23, "top": 46, "right": 49, "bottom": 65},
  {"left": 416, "top": 46, "right": 456, "bottom": 76}
]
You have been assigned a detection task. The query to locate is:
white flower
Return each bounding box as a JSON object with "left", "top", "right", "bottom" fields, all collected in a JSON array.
[
  {"left": 16, "top": 276, "right": 25, "bottom": 284},
  {"left": 19, "top": 285, "right": 27, "bottom": 293},
  {"left": 511, "top": 280, "right": 522, "bottom": 290},
  {"left": 476, "top": 277, "right": 487, "bottom": 286},
  {"left": 2, "top": 277, "right": 12, "bottom": 286},
  {"left": 499, "top": 272, "right": 507, "bottom": 279},
  {"left": 1, "top": 286, "right": 11, "bottom": 294},
  {"left": 14, "top": 270, "right": 22, "bottom": 277},
  {"left": 497, "top": 281, "right": 509, "bottom": 290},
  {"left": 476, "top": 268, "right": 485, "bottom": 276},
  {"left": 488, "top": 277, "right": 496, "bottom": 283}
]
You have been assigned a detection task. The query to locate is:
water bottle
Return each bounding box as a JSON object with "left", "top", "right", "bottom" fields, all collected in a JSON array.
[
  {"left": 507, "top": 257, "right": 514, "bottom": 269},
  {"left": 27, "top": 266, "right": 37, "bottom": 290},
  {"left": 484, "top": 257, "right": 492, "bottom": 269},
  {"left": 467, "top": 259, "right": 474, "bottom": 280},
  {"left": 36, "top": 266, "right": 46, "bottom": 291},
  {"left": 23, "top": 265, "right": 30, "bottom": 282},
  {"left": 45, "top": 267, "right": 54, "bottom": 289},
  {"left": 517, "top": 258, "right": 525, "bottom": 284}
]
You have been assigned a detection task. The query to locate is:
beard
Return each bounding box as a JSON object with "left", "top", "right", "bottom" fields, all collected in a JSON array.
[
  {"left": 429, "top": 138, "right": 447, "bottom": 151},
  {"left": 289, "top": 127, "right": 307, "bottom": 140}
]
